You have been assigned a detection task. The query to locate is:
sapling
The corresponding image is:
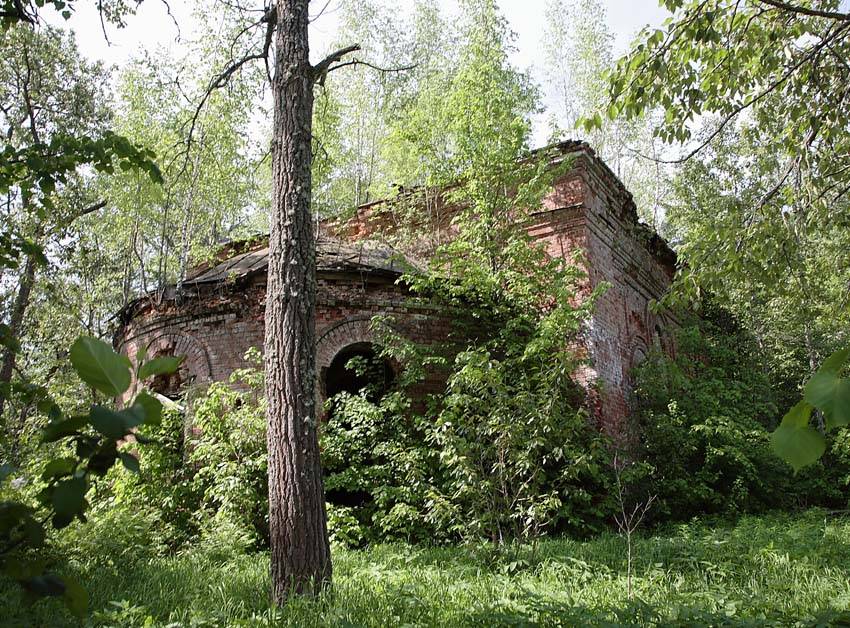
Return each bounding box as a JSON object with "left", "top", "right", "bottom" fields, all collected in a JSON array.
[{"left": 612, "top": 453, "right": 656, "bottom": 599}]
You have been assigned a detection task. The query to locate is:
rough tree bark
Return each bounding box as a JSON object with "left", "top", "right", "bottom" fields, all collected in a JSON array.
[{"left": 264, "top": 0, "right": 332, "bottom": 602}]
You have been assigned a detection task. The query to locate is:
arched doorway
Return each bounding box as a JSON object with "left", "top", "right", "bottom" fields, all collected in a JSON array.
[{"left": 321, "top": 342, "right": 395, "bottom": 511}]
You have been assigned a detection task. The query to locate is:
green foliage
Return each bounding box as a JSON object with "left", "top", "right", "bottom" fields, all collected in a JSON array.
[
  {"left": 102, "top": 350, "right": 270, "bottom": 554},
  {"left": 541, "top": 0, "right": 668, "bottom": 227},
  {"left": 3, "top": 511, "right": 850, "bottom": 626},
  {"left": 0, "top": 0, "right": 138, "bottom": 29},
  {"left": 0, "top": 25, "right": 162, "bottom": 286},
  {"left": 772, "top": 347, "right": 850, "bottom": 471},
  {"left": 359, "top": 0, "right": 615, "bottom": 544},
  {"left": 635, "top": 315, "right": 850, "bottom": 519},
  {"left": 596, "top": 0, "right": 850, "bottom": 388},
  {"left": 428, "top": 348, "right": 611, "bottom": 541},
  {"left": 599, "top": 0, "right": 849, "bottom": 161},
  {"left": 188, "top": 356, "right": 268, "bottom": 550},
  {"left": 321, "top": 368, "right": 437, "bottom": 545},
  {"left": 0, "top": 335, "right": 178, "bottom": 618},
  {"left": 635, "top": 316, "right": 778, "bottom": 518}
]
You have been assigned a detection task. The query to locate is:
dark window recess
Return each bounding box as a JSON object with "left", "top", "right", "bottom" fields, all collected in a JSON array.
[
  {"left": 324, "top": 343, "right": 393, "bottom": 403},
  {"left": 149, "top": 352, "right": 192, "bottom": 399}
]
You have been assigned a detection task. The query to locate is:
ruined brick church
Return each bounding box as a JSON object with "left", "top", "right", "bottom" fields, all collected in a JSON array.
[{"left": 115, "top": 141, "right": 677, "bottom": 434}]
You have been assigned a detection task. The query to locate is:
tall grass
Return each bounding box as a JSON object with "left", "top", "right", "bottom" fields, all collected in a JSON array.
[{"left": 3, "top": 510, "right": 850, "bottom": 626}]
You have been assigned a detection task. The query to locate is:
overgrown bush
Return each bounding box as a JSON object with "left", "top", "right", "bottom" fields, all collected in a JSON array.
[
  {"left": 368, "top": 229, "right": 616, "bottom": 544},
  {"left": 424, "top": 342, "right": 613, "bottom": 542},
  {"left": 92, "top": 351, "right": 269, "bottom": 554},
  {"left": 634, "top": 312, "right": 850, "bottom": 519},
  {"left": 321, "top": 382, "right": 437, "bottom": 545},
  {"left": 188, "top": 355, "right": 268, "bottom": 551}
]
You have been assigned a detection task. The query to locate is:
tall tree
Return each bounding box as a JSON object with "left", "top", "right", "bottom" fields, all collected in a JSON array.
[
  {"left": 312, "top": 0, "right": 452, "bottom": 217},
  {"left": 542, "top": 0, "right": 670, "bottom": 227},
  {"left": 263, "top": 0, "right": 333, "bottom": 599},
  {"left": 195, "top": 0, "right": 379, "bottom": 600},
  {"left": 0, "top": 25, "right": 114, "bottom": 423},
  {"left": 596, "top": 0, "right": 850, "bottom": 371}
]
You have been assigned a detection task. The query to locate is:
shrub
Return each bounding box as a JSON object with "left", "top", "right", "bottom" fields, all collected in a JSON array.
[
  {"left": 320, "top": 382, "right": 438, "bottom": 545},
  {"left": 634, "top": 313, "right": 850, "bottom": 519},
  {"left": 426, "top": 347, "right": 612, "bottom": 542},
  {"left": 187, "top": 355, "right": 268, "bottom": 548}
]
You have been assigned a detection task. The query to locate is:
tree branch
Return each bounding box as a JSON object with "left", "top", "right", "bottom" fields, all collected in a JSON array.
[
  {"left": 325, "top": 59, "right": 418, "bottom": 78},
  {"left": 176, "top": 4, "right": 276, "bottom": 175},
  {"left": 309, "top": 0, "right": 333, "bottom": 23},
  {"left": 72, "top": 199, "right": 108, "bottom": 221},
  {"left": 311, "top": 44, "right": 361, "bottom": 85},
  {"left": 640, "top": 20, "right": 850, "bottom": 164},
  {"left": 754, "top": 0, "right": 850, "bottom": 22}
]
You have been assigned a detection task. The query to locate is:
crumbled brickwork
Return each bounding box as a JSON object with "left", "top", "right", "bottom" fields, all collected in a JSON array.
[{"left": 114, "top": 142, "right": 677, "bottom": 437}]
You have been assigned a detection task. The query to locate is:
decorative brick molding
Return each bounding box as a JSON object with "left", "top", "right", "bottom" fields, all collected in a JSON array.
[{"left": 315, "top": 317, "right": 376, "bottom": 408}]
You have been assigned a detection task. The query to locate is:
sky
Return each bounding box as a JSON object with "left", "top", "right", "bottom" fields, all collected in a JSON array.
[
  {"left": 52, "top": 0, "right": 670, "bottom": 72},
  {"left": 45, "top": 0, "right": 671, "bottom": 146}
]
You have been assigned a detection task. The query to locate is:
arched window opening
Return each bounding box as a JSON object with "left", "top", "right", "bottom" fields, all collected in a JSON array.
[
  {"left": 147, "top": 345, "right": 194, "bottom": 400},
  {"left": 324, "top": 342, "right": 393, "bottom": 404},
  {"left": 151, "top": 369, "right": 186, "bottom": 399}
]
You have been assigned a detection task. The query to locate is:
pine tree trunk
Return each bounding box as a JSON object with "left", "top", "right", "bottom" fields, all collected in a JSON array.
[{"left": 265, "top": 0, "right": 332, "bottom": 603}]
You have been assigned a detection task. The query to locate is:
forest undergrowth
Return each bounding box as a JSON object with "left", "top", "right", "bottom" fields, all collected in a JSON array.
[{"left": 2, "top": 510, "right": 849, "bottom": 627}]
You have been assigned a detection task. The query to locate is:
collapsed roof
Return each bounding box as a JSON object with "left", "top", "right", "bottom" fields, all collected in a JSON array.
[{"left": 184, "top": 237, "right": 411, "bottom": 286}]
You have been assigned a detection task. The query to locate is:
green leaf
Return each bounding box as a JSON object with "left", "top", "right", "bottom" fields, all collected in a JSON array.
[
  {"left": 21, "top": 516, "right": 45, "bottom": 547},
  {"left": 42, "top": 414, "right": 88, "bottom": 442},
  {"left": 87, "top": 441, "right": 118, "bottom": 476},
  {"left": 131, "top": 391, "right": 162, "bottom": 426},
  {"left": 62, "top": 576, "right": 88, "bottom": 619},
  {"left": 817, "top": 347, "right": 850, "bottom": 375},
  {"left": 88, "top": 406, "right": 144, "bottom": 439},
  {"left": 804, "top": 372, "right": 850, "bottom": 430},
  {"left": 41, "top": 458, "right": 75, "bottom": 481},
  {"left": 51, "top": 477, "right": 87, "bottom": 522},
  {"left": 138, "top": 355, "right": 183, "bottom": 381},
  {"left": 119, "top": 452, "right": 140, "bottom": 473},
  {"left": 770, "top": 401, "right": 825, "bottom": 472},
  {"left": 69, "top": 337, "right": 131, "bottom": 397}
]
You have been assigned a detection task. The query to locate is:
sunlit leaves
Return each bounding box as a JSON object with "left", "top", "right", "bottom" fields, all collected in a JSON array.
[
  {"left": 0, "top": 131, "right": 162, "bottom": 217},
  {"left": 2, "top": 334, "right": 181, "bottom": 616},
  {"left": 69, "top": 336, "right": 131, "bottom": 397},
  {"left": 772, "top": 347, "right": 850, "bottom": 470}
]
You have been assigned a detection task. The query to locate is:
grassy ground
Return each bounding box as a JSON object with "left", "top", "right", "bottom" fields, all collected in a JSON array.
[{"left": 3, "top": 510, "right": 850, "bottom": 627}]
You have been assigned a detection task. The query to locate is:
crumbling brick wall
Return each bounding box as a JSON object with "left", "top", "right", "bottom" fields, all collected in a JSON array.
[
  {"left": 541, "top": 154, "right": 677, "bottom": 436},
  {"left": 116, "top": 270, "right": 452, "bottom": 414},
  {"left": 115, "top": 141, "right": 677, "bottom": 438},
  {"left": 334, "top": 142, "right": 678, "bottom": 436}
]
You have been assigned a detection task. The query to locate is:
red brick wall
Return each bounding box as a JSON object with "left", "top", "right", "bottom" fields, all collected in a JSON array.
[
  {"left": 332, "top": 148, "right": 678, "bottom": 437},
  {"left": 546, "top": 156, "right": 677, "bottom": 437},
  {"left": 116, "top": 274, "right": 452, "bottom": 411},
  {"left": 116, "top": 145, "right": 677, "bottom": 438}
]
